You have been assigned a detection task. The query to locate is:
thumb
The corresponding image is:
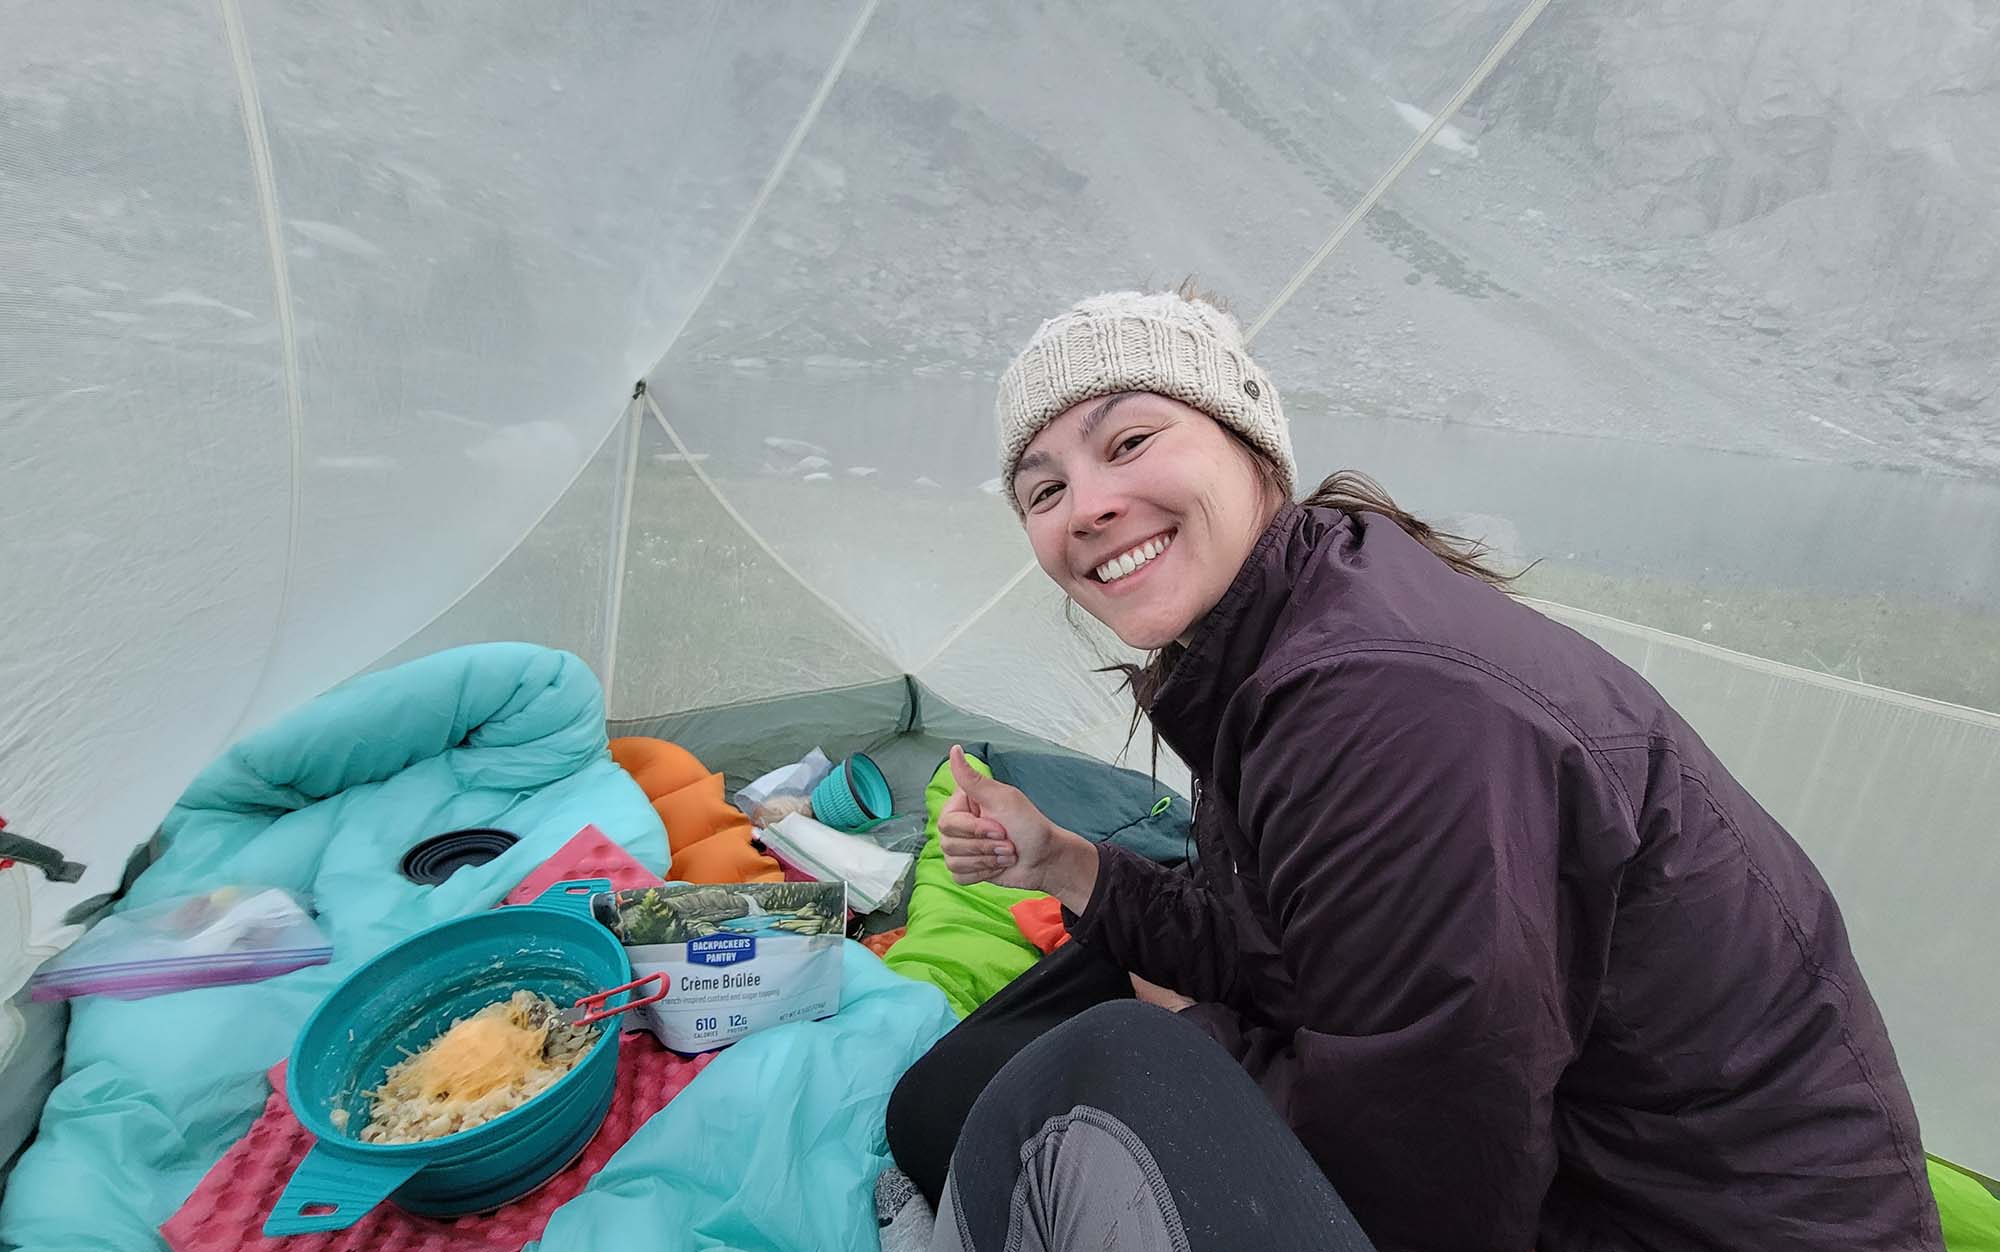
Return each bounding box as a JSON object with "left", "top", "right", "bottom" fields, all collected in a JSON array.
[{"left": 947, "top": 744, "right": 992, "bottom": 798}]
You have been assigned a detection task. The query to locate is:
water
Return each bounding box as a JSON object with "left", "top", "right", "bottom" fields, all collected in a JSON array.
[{"left": 658, "top": 369, "right": 2000, "bottom": 614}]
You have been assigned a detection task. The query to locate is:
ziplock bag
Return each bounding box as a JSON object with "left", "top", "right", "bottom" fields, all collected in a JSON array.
[
  {"left": 758, "top": 813, "right": 916, "bottom": 914},
  {"left": 28, "top": 885, "right": 331, "bottom": 1002},
  {"left": 733, "top": 748, "right": 834, "bottom": 826}
]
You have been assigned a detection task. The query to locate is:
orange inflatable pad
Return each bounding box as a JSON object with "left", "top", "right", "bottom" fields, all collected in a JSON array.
[{"left": 609, "top": 737, "right": 782, "bottom": 884}]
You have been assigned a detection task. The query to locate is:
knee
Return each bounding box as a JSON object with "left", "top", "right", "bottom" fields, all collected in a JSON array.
[
  {"left": 1040, "top": 998, "right": 1164, "bottom": 1058},
  {"left": 991, "top": 999, "right": 1181, "bottom": 1102},
  {"left": 954, "top": 1001, "right": 1182, "bottom": 1159}
]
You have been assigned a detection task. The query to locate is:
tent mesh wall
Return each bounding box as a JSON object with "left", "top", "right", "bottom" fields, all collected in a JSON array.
[{"left": 3, "top": 0, "right": 1996, "bottom": 1179}]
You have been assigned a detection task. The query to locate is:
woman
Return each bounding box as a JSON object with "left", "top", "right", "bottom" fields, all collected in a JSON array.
[{"left": 887, "top": 289, "right": 1940, "bottom": 1251}]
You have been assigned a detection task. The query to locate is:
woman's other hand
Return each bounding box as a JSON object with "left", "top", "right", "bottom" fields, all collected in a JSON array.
[{"left": 1129, "top": 972, "right": 1195, "bottom": 1013}]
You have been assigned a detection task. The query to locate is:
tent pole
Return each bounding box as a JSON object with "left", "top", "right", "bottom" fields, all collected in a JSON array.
[{"left": 219, "top": 0, "right": 306, "bottom": 739}]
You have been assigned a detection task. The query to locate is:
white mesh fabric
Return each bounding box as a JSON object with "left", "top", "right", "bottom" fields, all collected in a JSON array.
[
  {"left": 2, "top": 0, "right": 291, "bottom": 956},
  {"left": 3, "top": 0, "right": 1997, "bottom": 1179},
  {"left": 639, "top": 0, "right": 1523, "bottom": 669},
  {"left": 225, "top": 0, "right": 877, "bottom": 730},
  {"left": 1, "top": 1, "right": 875, "bottom": 988},
  {"left": 371, "top": 406, "right": 636, "bottom": 677},
  {"left": 608, "top": 415, "right": 898, "bottom": 719}
]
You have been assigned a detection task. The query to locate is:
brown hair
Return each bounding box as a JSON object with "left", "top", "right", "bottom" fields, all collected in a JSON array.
[{"left": 1094, "top": 455, "right": 1525, "bottom": 769}]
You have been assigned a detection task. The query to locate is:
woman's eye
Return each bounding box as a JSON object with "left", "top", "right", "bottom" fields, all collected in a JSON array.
[
  {"left": 1116, "top": 432, "right": 1150, "bottom": 455},
  {"left": 1030, "top": 483, "right": 1062, "bottom": 508}
]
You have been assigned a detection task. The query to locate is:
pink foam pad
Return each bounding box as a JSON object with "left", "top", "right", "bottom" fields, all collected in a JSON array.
[
  {"left": 161, "top": 1039, "right": 715, "bottom": 1251},
  {"left": 502, "top": 825, "right": 665, "bottom": 905}
]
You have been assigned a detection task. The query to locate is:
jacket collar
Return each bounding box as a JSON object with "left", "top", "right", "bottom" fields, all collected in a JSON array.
[{"left": 1147, "top": 501, "right": 1329, "bottom": 770}]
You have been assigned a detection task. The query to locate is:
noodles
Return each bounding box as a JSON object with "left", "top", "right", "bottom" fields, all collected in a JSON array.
[{"left": 351, "top": 990, "right": 595, "bottom": 1144}]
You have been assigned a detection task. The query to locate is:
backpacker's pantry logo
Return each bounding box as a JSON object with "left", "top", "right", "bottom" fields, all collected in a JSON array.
[{"left": 688, "top": 934, "right": 756, "bottom": 966}]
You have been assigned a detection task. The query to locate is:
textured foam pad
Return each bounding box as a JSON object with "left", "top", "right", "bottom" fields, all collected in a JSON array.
[{"left": 162, "top": 1039, "right": 715, "bottom": 1252}]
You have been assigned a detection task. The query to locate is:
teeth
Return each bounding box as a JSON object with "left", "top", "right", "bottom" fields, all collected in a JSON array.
[{"left": 1095, "top": 534, "right": 1171, "bottom": 583}]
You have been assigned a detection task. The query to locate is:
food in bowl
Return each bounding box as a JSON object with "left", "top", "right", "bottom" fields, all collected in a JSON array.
[{"left": 336, "top": 989, "right": 597, "bottom": 1144}]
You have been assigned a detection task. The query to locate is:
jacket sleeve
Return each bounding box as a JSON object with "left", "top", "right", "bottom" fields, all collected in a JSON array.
[
  {"left": 1184, "top": 650, "right": 1591, "bottom": 1252},
  {"left": 1066, "top": 841, "right": 1289, "bottom": 1013}
]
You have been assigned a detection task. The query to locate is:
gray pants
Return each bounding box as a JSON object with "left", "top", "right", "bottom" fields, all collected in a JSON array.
[{"left": 927, "top": 1001, "right": 1374, "bottom": 1252}]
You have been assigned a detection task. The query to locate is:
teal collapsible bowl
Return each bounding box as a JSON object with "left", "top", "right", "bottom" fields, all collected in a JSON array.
[
  {"left": 811, "top": 753, "right": 894, "bottom": 832},
  {"left": 263, "top": 879, "right": 639, "bottom": 1236}
]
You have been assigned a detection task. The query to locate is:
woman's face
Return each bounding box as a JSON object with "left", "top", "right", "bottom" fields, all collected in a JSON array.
[{"left": 1014, "top": 392, "right": 1277, "bottom": 651}]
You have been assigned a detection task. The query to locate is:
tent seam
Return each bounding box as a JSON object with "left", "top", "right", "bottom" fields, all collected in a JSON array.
[
  {"left": 631, "top": 0, "right": 881, "bottom": 384},
  {"left": 359, "top": 407, "right": 633, "bottom": 674},
  {"left": 599, "top": 399, "right": 645, "bottom": 705},
  {"left": 912, "top": 557, "right": 1041, "bottom": 675},
  {"left": 1244, "top": 0, "right": 1556, "bottom": 343},
  {"left": 1524, "top": 597, "right": 2000, "bottom": 727},
  {"left": 641, "top": 392, "right": 898, "bottom": 665},
  {"left": 218, "top": 0, "right": 306, "bottom": 738}
]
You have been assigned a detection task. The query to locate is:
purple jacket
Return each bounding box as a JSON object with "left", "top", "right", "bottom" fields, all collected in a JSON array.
[{"left": 1071, "top": 503, "right": 1939, "bottom": 1251}]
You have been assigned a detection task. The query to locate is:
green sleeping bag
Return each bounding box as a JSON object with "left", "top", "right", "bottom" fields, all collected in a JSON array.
[
  {"left": 883, "top": 752, "right": 1044, "bottom": 1018},
  {"left": 1933, "top": 1157, "right": 2000, "bottom": 1252}
]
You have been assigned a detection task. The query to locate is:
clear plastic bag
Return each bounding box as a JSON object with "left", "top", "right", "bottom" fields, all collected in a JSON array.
[
  {"left": 27, "top": 885, "right": 331, "bottom": 1002},
  {"left": 857, "top": 812, "right": 928, "bottom": 857},
  {"left": 759, "top": 814, "right": 917, "bottom": 916},
  {"left": 734, "top": 748, "right": 834, "bottom": 825}
]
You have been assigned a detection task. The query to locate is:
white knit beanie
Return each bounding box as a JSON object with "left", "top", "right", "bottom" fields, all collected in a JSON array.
[{"left": 995, "top": 290, "right": 1296, "bottom": 513}]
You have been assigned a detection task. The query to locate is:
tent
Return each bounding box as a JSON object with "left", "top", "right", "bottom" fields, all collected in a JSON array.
[{"left": 5, "top": 0, "right": 1997, "bottom": 1228}]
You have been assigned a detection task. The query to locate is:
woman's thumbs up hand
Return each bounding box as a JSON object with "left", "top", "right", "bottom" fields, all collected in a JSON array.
[{"left": 938, "top": 745, "right": 1099, "bottom": 910}]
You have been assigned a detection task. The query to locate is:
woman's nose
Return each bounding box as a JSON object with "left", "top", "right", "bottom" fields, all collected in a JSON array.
[{"left": 1066, "top": 480, "right": 1123, "bottom": 536}]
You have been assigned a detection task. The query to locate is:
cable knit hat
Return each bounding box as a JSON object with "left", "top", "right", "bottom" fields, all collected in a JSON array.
[{"left": 995, "top": 290, "right": 1296, "bottom": 513}]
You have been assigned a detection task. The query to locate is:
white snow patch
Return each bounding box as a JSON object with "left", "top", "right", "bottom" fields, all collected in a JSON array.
[
  {"left": 288, "top": 219, "right": 386, "bottom": 258},
  {"left": 1390, "top": 100, "right": 1479, "bottom": 157},
  {"left": 801, "top": 155, "right": 848, "bottom": 192},
  {"left": 1801, "top": 412, "right": 1881, "bottom": 448},
  {"left": 845, "top": 466, "right": 878, "bottom": 478},
  {"left": 419, "top": 408, "right": 488, "bottom": 430},
  {"left": 90, "top": 311, "right": 141, "bottom": 324},
  {"left": 764, "top": 436, "right": 830, "bottom": 459},
  {"left": 379, "top": 158, "right": 445, "bottom": 201},
  {"left": 147, "top": 289, "right": 256, "bottom": 319},
  {"left": 802, "top": 472, "right": 833, "bottom": 483},
  {"left": 466, "top": 420, "right": 579, "bottom": 469}
]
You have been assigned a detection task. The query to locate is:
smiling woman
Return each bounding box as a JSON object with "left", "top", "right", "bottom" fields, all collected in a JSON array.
[{"left": 888, "top": 286, "right": 1944, "bottom": 1252}]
